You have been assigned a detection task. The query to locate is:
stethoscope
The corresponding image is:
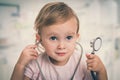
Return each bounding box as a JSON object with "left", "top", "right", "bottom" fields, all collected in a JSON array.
[
  {"left": 90, "top": 37, "right": 102, "bottom": 80},
  {"left": 35, "top": 37, "right": 102, "bottom": 80}
]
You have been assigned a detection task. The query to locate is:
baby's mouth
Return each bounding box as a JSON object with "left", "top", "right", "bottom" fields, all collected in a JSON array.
[{"left": 56, "top": 52, "right": 66, "bottom": 56}]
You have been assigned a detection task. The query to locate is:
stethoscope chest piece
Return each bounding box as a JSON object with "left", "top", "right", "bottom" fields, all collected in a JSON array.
[
  {"left": 90, "top": 37, "right": 102, "bottom": 54},
  {"left": 90, "top": 37, "right": 102, "bottom": 80}
]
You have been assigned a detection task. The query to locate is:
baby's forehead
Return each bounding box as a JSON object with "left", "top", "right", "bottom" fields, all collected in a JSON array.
[
  {"left": 40, "top": 17, "right": 78, "bottom": 35},
  {"left": 48, "top": 32, "right": 76, "bottom": 35}
]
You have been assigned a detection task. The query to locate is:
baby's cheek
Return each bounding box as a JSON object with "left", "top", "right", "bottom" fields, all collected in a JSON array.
[{"left": 68, "top": 44, "right": 75, "bottom": 51}]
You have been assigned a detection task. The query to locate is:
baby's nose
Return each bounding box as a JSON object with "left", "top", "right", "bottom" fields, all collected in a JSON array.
[{"left": 57, "top": 41, "right": 66, "bottom": 49}]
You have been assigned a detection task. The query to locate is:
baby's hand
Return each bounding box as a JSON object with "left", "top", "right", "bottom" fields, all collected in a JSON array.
[
  {"left": 17, "top": 44, "right": 38, "bottom": 67},
  {"left": 86, "top": 53, "right": 105, "bottom": 73}
]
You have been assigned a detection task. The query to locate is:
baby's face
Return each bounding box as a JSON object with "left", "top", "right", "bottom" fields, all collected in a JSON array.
[{"left": 40, "top": 17, "right": 79, "bottom": 66}]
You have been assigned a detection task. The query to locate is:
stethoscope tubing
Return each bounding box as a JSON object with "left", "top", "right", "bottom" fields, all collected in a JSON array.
[{"left": 91, "top": 71, "right": 97, "bottom": 80}]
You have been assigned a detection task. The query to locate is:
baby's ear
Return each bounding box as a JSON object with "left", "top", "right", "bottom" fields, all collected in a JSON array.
[
  {"left": 77, "top": 33, "right": 80, "bottom": 38},
  {"left": 36, "top": 33, "right": 41, "bottom": 41}
]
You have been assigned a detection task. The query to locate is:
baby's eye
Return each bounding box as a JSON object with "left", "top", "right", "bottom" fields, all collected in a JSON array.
[
  {"left": 66, "top": 36, "right": 73, "bottom": 40},
  {"left": 50, "top": 36, "right": 57, "bottom": 40}
]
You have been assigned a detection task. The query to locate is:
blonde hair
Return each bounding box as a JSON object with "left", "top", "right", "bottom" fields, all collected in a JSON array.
[{"left": 34, "top": 2, "right": 79, "bottom": 35}]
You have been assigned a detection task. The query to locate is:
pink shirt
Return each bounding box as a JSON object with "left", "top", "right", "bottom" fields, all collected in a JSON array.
[{"left": 24, "top": 51, "right": 93, "bottom": 80}]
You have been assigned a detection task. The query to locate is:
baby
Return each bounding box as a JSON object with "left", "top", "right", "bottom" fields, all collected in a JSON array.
[{"left": 11, "top": 2, "right": 108, "bottom": 80}]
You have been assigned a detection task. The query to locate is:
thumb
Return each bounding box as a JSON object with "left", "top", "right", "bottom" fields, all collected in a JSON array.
[
  {"left": 86, "top": 53, "right": 93, "bottom": 59},
  {"left": 86, "top": 53, "right": 90, "bottom": 58}
]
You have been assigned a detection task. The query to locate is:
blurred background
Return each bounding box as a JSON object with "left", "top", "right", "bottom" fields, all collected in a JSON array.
[{"left": 0, "top": 0, "right": 120, "bottom": 80}]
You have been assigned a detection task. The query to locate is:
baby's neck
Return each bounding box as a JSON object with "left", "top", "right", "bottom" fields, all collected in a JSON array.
[{"left": 49, "top": 57, "right": 70, "bottom": 66}]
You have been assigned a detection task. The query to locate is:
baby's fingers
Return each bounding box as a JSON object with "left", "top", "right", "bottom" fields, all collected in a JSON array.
[
  {"left": 87, "top": 61, "right": 98, "bottom": 71},
  {"left": 86, "top": 53, "right": 99, "bottom": 71},
  {"left": 18, "top": 44, "right": 38, "bottom": 65}
]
